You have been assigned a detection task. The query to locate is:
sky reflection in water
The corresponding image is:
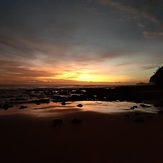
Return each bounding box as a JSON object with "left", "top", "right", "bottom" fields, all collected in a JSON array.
[{"left": 0, "top": 101, "right": 159, "bottom": 118}]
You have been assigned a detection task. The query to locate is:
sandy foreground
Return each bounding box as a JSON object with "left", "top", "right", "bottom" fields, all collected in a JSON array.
[{"left": 0, "top": 111, "right": 163, "bottom": 163}]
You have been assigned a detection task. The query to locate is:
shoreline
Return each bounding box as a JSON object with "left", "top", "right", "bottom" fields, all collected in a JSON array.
[{"left": 1, "top": 85, "right": 163, "bottom": 108}]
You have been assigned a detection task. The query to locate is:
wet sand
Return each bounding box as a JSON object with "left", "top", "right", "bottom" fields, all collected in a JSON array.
[{"left": 0, "top": 111, "right": 163, "bottom": 163}]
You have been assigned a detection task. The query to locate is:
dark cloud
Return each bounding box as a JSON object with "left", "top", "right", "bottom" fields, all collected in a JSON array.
[
  {"left": 99, "top": 0, "right": 163, "bottom": 39},
  {"left": 143, "top": 31, "right": 163, "bottom": 38}
]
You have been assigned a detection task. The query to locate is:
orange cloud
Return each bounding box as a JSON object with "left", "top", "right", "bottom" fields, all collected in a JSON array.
[{"left": 0, "top": 59, "right": 59, "bottom": 84}]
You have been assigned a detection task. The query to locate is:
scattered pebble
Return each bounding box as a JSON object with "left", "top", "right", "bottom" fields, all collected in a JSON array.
[
  {"left": 133, "top": 117, "right": 144, "bottom": 123},
  {"left": 19, "top": 105, "right": 27, "bottom": 109},
  {"left": 125, "top": 114, "right": 130, "bottom": 118},
  {"left": 77, "top": 104, "right": 83, "bottom": 107},
  {"left": 157, "top": 110, "right": 163, "bottom": 115},
  {"left": 52, "top": 119, "right": 64, "bottom": 127},
  {"left": 130, "top": 106, "right": 138, "bottom": 110},
  {"left": 71, "top": 118, "right": 82, "bottom": 124},
  {"left": 61, "top": 102, "right": 66, "bottom": 106},
  {"left": 0, "top": 103, "right": 13, "bottom": 110}
]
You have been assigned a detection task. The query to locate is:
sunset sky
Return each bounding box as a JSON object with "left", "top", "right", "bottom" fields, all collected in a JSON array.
[{"left": 0, "top": 0, "right": 163, "bottom": 85}]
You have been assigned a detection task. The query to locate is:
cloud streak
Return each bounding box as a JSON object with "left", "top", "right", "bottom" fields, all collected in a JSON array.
[
  {"left": 99, "top": 0, "right": 163, "bottom": 38},
  {"left": 99, "top": 0, "right": 162, "bottom": 25},
  {"left": 0, "top": 59, "right": 59, "bottom": 83},
  {"left": 143, "top": 31, "right": 163, "bottom": 38}
]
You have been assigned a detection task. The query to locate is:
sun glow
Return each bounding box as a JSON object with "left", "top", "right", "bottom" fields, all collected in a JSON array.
[
  {"left": 74, "top": 73, "right": 108, "bottom": 82},
  {"left": 39, "top": 71, "right": 125, "bottom": 83},
  {"left": 53, "top": 68, "right": 110, "bottom": 82},
  {"left": 35, "top": 66, "right": 133, "bottom": 83}
]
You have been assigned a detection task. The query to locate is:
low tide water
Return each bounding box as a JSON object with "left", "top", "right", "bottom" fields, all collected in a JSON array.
[
  {"left": 0, "top": 87, "right": 161, "bottom": 118},
  {"left": 0, "top": 100, "right": 159, "bottom": 118}
]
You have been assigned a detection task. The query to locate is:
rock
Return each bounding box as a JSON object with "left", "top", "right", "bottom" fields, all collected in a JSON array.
[
  {"left": 133, "top": 117, "right": 144, "bottom": 123},
  {"left": 134, "top": 112, "right": 140, "bottom": 116},
  {"left": 130, "top": 106, "right": 138, "bottom": 110},
  {"left": 124, "top": 114, "right": 130, "bottom": 118},
  {"left": 71, "top": 118, "right": 82, "bottom": 124},
  {"left": 52, "top": 119, "right": 64, "bottom": 127},
  {"left": 61, "top": 101, "right": 66, "bottom": 106},
  {"left": 146, "top": 115, "right": 154, "bottom": 119},
  {"left": 154, "top": 100, "right": 163, "bottom": 107},
  {"left": 77, "top": 104, "right": 83, "bottom": 108},
  {"left": 157, "top": 110, "right": 163, "bottom": 115},
  {"left": 19, "top": 105, "right": 27, "bottom": 109},
  {"left": 1, "top": 103, "right": 13, "bottom": 110},
  {"left": 31, "top": 98, "right": 50, "bottom": 105}
]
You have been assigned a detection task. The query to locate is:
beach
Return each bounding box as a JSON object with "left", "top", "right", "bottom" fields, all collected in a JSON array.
[
  {"left": 0, "top": 85, "right": 163, "bottom": 163},
  {"left": 0, "top": 110, "right": 163, "bottom": 163}
]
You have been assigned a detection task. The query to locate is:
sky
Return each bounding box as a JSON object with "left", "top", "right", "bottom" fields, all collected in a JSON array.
[{"left": 0, "top": 0, "right": 163, "bottom": 85}]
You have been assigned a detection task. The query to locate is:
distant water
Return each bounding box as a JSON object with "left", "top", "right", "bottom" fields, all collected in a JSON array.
[{"left": 0, "top": 84, "right": 117, "bottom": 89}]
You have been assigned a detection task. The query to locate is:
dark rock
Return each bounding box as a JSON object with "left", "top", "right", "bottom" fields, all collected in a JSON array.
[
  {"left": 19, "top": 105, "right": 27, "bottom": 109},
  {"left": 130, "top": 106, "right": 138, "bottom": 110},
  {"left": 1, "top": 103, "right": 13, "bottom": 110},
  {"left": 135, "top": 112, "right": 140, "bottom": 116},
  {"left": 77, "top": 104, "right": 83, "bottom": 108},
  {"left": 159, "top": 100, "right": 163, "bottom": 107},
  {"left": 16, "top": 97, "right": 26, "bottom": 101},
  {"left": 154, "top": 100, "right": 163, "bottom": 107},
  {"left": 146, "top": 115, "right": 154, "bottom": 119},
  {"left": 133, "top": 117, "right": 144, "bottom": 123},
  {"left": 124, "top": 114, "right": 130, "bottom": 118},
  {"left": 71, "top": 118, "right": 82, "bottom": 124},
  {"left": 30, "top": 98, "right": 50, "bottom": 105},
  {"left": 157, "top": 110, "right": 163, "bottom": 115},
  {"left": 149, "top": 66, "right": 163, "bottom": 87},
  {"left": 154, "top": 104, "right": 159, "bottom": 107},
  {"left": 61, "top": 101, "right": 66, "bottom": 106},
  {"left": 52, "top": 119, "right": 64, "bottom": 127}
]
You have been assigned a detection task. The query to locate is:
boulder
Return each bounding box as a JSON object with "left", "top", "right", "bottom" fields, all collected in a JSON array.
[
  {"left": 52, "top": 119, "right": 64, "bottom": 127},
  {"left": 71, "top": 118, "right": 82, "bottom": 124},
  {"left": 77, "top": 104, "right": 83, "bottom": 108},
  {"left": 19, "top": 105, "right": 27, "bottom": 109}
]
